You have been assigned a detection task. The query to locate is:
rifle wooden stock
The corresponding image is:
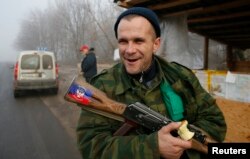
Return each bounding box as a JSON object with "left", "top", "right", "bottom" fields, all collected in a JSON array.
[
  {"left": 64, "top": 75, "right": 217, "bottom": 154},
  {"left": 64, "top": 75, "right": 127, "bottom": 115}
]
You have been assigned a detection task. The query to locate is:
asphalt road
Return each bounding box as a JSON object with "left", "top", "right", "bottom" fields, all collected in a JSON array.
[{"left": 0, "top": 62, "right": 82, "bottom": 159}]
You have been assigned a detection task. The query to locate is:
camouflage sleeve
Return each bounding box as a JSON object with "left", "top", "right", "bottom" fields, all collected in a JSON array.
[
  {"left": 76, "top": 72, "right": 161, "bottom": 159},
  {"left": 180, "top": 66, "right": 227, "bottom": 142}
]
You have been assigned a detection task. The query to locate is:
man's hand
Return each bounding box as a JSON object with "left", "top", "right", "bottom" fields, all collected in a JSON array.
[{"left": 158, "top": 122, "right": 192, "bottom": 159}]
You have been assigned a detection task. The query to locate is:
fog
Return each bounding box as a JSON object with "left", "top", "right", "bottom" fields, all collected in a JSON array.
[{"left": 0, "top": 0, "right": 49, "bottom": 62}]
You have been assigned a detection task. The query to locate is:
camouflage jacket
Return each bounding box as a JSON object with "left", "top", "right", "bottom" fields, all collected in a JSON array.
[{"left": 76, "top": 55, "right": 227, "bottom": 159}]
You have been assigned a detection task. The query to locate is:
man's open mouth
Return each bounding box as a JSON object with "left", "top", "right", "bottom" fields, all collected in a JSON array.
[{"left": 127, "top": 59, "right": 138, "bottom": 62}]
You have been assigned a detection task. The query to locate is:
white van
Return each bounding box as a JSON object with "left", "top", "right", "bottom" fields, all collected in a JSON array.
[{"left": 13, "top": 50, "right": 59, "bottom": 97}]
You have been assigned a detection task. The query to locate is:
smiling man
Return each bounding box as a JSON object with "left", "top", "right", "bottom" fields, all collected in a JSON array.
[
  {"left": 117, "top": 14, "right": 160, "bottom": 76},
  {"left": 76, "top": 7, "right": 226, "bottom": 159}
]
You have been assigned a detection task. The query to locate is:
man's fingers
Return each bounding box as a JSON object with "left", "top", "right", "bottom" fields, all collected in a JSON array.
[
  {"left": 161, "top": 122, "right": 181, "bottom": 133},
  {"left": 172, "top": 136, "right": 192, "bottom": 149},
  {"left": 160, "top": 122, "right": 192, "bottom": 149}
]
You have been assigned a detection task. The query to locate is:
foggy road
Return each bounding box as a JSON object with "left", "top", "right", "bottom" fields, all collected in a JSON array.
[{"left": 0, "top": 62, "right": 82, "bottom": 159}]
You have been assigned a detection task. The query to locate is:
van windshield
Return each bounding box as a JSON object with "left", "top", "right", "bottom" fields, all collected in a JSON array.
[{"left": 21, "top": 54, "right": 40, "bottom": 69}]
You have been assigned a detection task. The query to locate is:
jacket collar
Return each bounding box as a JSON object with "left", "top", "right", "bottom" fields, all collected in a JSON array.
[{"left": 114, "top": 56, "right": 165, "bottom": 96}]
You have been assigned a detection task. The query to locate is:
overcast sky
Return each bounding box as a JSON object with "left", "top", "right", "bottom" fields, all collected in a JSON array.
[{"left": 0, "top": 0, "right": 49, "bottom": 62}]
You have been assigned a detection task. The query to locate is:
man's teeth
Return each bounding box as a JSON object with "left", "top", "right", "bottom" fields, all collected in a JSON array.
[{"left": 128, "top": 59, "right": 137, "bottom": 62}]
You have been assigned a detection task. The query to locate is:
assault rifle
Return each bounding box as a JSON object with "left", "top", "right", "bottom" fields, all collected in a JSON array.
[{"left": 64, "top": 75, "right": 217, "bottom": 154}]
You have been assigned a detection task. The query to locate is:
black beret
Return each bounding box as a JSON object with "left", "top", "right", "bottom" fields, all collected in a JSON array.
[{"left": 114, "top": 7, "right": 161, "bottom": 38}]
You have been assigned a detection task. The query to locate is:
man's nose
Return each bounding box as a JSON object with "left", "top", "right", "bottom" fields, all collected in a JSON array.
[{"left": 126, "top": 43, "right": 136, "bottom": 54}]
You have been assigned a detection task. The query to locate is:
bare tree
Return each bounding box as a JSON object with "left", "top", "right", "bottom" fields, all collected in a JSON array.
[
  {"left": 14, "top": 0, "right": 124, "bottom": 63},
  {"left": 14, "top": 10, "right": 45, "bottom": 50}
]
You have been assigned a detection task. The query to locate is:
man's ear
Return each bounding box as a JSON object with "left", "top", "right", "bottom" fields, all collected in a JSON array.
[{"left": 153, "top": 37, "right": 161, "bottom": 53}]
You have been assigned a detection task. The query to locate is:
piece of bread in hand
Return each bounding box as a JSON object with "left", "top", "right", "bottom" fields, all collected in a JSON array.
[{"left": 177, "top": 120, "right": 195, "bottom": 140}]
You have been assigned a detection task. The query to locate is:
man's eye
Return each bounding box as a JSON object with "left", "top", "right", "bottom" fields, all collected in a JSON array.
[
  {"left": 118, "top": 40, "right": 127, "bottom": 44},
  {"left": 135, "top": 39, "right": 144, "bottom": 44}
]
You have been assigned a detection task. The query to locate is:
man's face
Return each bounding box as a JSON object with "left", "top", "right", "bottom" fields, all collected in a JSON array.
[
  {"left": 117, "top": 16, "right": 160, "bottom": 74},
  {"left": 82, "top": 48, "right": 88, "bottom": 54}
]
